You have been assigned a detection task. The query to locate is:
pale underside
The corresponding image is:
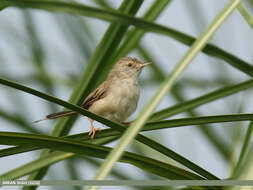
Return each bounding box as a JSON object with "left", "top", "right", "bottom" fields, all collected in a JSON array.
[{"left": 83, "top": 77, "right": 140, "bottom": 122}]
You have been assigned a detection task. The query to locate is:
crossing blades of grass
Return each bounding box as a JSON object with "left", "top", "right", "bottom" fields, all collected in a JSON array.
[
  {"left": 231, "top": 121, "right": 253, "bottom": 177},
  {"left": 1, "top": 113, "right": 252, "bottom": 158},
  {"left": 0, "top": 132, "right": 205, "bottom": 181},
  {"left": 0, "top": 77, "right": 228, "bottom": 180},
  {"left": 1, "top": 0, "right": 253, "bottom": 76},
  {"left": 138, "top": 46, "right": 231, "bottom": 161},
  {"left": 112, "top": 0, "right": 172, "bottom": 61}
]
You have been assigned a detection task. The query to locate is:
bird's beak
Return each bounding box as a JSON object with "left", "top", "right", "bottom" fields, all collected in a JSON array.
[{"left": 141, "top": 62, "right": 152, "bottom": 68}]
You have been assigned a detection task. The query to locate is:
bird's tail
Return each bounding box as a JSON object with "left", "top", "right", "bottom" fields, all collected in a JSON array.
[{"left": 33, "top": 111, "right": 77, "bottom": 123}]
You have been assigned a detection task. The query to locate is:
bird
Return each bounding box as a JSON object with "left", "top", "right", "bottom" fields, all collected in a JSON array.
[{"left": 34, "top": 57, "right": 151, "bottom": 139}]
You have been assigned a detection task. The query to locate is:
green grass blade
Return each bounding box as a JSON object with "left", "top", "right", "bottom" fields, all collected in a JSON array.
[
  {"left": 232, "top": 121, "right": 253, "bottom": 176},
  {"left": 88, "top": 1, "right": 240, "bottom": 188},
  {"left": 1, "top": 0, "right": 253, "bottom": 76},
  {"left": 236, "top": 121, "right": 253, "bottom": 167},
  {"left": 237, "top": 2, "right": 253, "bottom": 29},
  {"left": 150, "top": 79, "right": 253, "bottom": 121},
  {"left": 0, "top": 132, "right": 204, "bottom": 181},
  {"left": 0, "top": 146, "right": 38, "bottom": 158},
  {"left": 233, "top": 147, "right": 253, "bottom": 183}
]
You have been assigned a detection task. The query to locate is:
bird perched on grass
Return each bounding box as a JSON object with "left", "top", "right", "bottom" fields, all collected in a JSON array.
[{"left": 34, "top": 57, "right": 151, "bottom": 139}]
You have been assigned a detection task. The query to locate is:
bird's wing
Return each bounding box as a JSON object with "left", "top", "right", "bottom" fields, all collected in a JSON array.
[{"left": 82, "top": 80, "right": 110, "bottom": 109}]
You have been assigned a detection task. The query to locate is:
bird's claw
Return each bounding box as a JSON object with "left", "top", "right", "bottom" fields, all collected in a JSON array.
[{"left": 88, "top": 127, "right": 101, "bottom": 140}]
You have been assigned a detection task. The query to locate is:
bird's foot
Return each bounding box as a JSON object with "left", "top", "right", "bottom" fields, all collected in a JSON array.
[{"left": 88, "top": 127, "right": 101, "bottom": 140}]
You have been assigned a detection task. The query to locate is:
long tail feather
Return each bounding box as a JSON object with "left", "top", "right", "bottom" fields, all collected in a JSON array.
[
  {"left": 46, "top": 111, "right": 77, "bottom": 119},
  {"left": 33, "top": 111, "right": 77, "bottom": 123},
  {"left": 33, "top": 118, "right": 48, "bottom": 123}
]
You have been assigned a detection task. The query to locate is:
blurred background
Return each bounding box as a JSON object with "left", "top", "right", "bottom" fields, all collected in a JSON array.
[{"left": 0, "top": 0, "right": 253, "bottom": 189}]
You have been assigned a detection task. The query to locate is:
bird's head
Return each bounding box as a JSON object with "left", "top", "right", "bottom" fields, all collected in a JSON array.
[{"left": 109, "top": 57, "right": 151, "bottom": 79}]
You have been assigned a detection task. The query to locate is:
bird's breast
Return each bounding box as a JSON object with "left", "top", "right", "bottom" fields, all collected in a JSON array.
[
  {"left": 110, "top": 79, "right": 140, "bottom": 121},
  {"left": 88, "top": 78, "right": 140, "bottom": 122}
]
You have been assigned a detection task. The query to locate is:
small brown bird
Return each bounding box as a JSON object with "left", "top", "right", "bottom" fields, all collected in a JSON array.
[{"left": 34, "top": 57, "right": 151, "bottom": 139}]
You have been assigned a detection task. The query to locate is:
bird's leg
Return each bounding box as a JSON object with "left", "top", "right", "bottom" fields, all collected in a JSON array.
[{"left": 88, "top": 118, "right": 100, "bottom": 140}]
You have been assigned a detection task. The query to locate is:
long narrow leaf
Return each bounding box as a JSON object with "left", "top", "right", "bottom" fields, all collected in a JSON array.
[
  {"left": 150, "top": 79, "right": 253, "bottom": 121},
  {"left": 0, "top": 132, "right": 119, "bottom": 158},
  {"left": 144, "top": 113, "right": 253, "bottom": 131}
]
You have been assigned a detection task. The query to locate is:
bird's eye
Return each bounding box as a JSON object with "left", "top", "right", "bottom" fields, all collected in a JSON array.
[{"left": 127, "top": 62, "right": 133, "bottom": 67}]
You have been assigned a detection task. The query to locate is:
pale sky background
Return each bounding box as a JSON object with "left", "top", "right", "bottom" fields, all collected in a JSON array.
[{"left": 1, "top": 0, "right": 253, "bottom": 190}]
